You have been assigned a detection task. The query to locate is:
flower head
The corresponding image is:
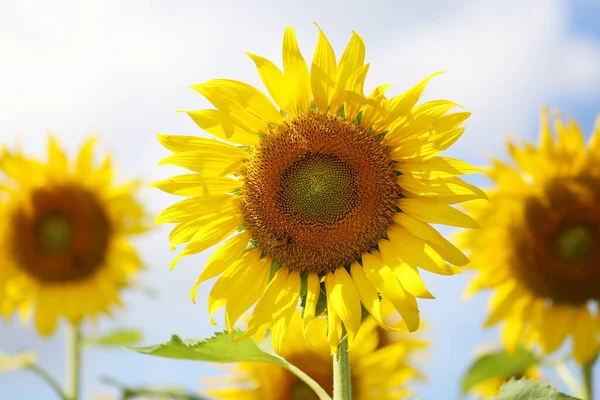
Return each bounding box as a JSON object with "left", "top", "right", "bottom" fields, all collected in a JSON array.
[
  {"left": 0, "top": 137, "right": 147, "bottom": 335},
  {"left": 154, "top": 24, "right": 481, "bottom": 352},
  {"left": 457, "top": 108, "right": 600, "bottom": 364}
]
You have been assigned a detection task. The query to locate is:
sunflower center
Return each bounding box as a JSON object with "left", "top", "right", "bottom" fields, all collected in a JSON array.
[
  {"left": 38, "top": 213, "right": 73, "bottom": 252},
  {"left": 242, "top": 112, "right": 399, "bottom": 275},
  {"left": 278, "top": 153, "right": 358, "bottom": 225},
  {"left": 11, "top": 184, "right": 111, "bottom": 282},
  {"left": 555, "top": 225, "right": 591, "bottom": 261},
  {"left": 510, "top": 177, "right": 600, "bottom": 305}
]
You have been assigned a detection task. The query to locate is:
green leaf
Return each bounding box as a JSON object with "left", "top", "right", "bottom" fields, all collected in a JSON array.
[
  {"left": 127, "top": 329, "right": 283, "bottom": 365},
  {"left": 0, "top": 349, "right": 36, "bottom": 373},
  {"left": 461, "top": 347, "right": 539, "bottom": 394},
  {"left": 102, "top": 376, "right": 209, "bottom": 400},
  {"left": 84, "top": 329, "right": 143, "bottom": 347},
  {"left": 493, "top": 378, "right": 581, "bottom": 400},
  {"left": 128, "top": 330, "right": 332, "bottom": 400}
]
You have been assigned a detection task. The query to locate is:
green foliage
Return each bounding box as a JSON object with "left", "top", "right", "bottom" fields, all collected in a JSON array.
[
  {"left": 127, "top": 329, "right": 283, "bottom": 365},
  {"left": 83, "top": 329, "right": 143, "bottom": 347},
  {"left": 493, "top": 378, "right": 580, "bottom": 400},
  {"left": 128, "top": 330, "right": 332, "bottom": 400},
  {"left": 461, "top": 347, "right": 539, "bottom": 394}
]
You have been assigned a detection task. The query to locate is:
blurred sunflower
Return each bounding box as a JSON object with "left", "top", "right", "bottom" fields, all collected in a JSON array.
[
  {"left": 0, "top": 137, "right": 146, "bottom": 335},
  {"left": 470, "top": 367, "right": 540, "bottom": 399},
  {"left": 205, "top": 307, "right": 426, "bottom": 400},
  {"left": 457, "top": 108, "right": 600, "bottom": 364},
  {"left": 154, "top": 24, "right": 482, "bottom": 352}
]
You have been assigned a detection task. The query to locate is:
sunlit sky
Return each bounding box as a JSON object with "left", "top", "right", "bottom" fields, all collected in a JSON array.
[{"left": 1, "top": 0, "right": 600, "bottom": 399}]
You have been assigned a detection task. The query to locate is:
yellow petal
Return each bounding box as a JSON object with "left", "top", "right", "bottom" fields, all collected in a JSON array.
[
  {"left": 501, "top": 299, "right": 530, "bottom": 353},
  {"left": 302, "top": 272, "right": 321, "bottom": 337},
  {"left": 268, "top": 271, "right": 301, "bottom": 354},
  {"left": 360, "top": 84, "right": 391, "bottom": 130},
  {"left": 76, "top": 137, "right": 96, "bottom": 179},
  {"left": 207, "top": 249, "right": 268, "bottom": 326},
  {"left": 389, "top": 126, "right": 465, "bottom": 161},
  {"left": 587, "top": 114, "right": 600, "bottom": 154},
  {"left": 47, "top": 136, "right": 68, "bottom": 177},
  {"left": 330, "top": 30, "right": 365, "bottom": 113},
  {"left": 170, "top": 214, "right": 243, "bottom": 270},
  {"left": 397, "top": 198, "right": 480, "bottom": 229},
  {"left": 282, "top": 27, "right": 311, "bottom": 115},
  {"left": 326, "top": 292, "right": 343, "bottom": 353},
  {"left": 350, "top": 261, "right": 394, "bottom": 329},
  {"left": 483, "top": 281, "right": 521, "bottom": 327},
  {"left": 246, "top": 52, "right": 292, "bottom": 113},
  {"left": 538, "top": 106, "right": 555, "bottom": 152},
  {"left": 572, "top": 306, "right": 597, "bottom": 364},
  {"left": 378, "top": 237, "right": 434, "bottom": 299},
  {"left": 325, "top": 268, "right": 362, "bottom": 345},
  {"left": 190, "top": 231, "right": 251, "bottom": 302},
  {"left": 157, "top": 134, "right": 249, "bottom": 160},
  {"left": 190, "top": 82, "right": 272, "bottom": 133},
  {"left": 158, "top": 151, "right": 245, "bottom": 176},
  {"left": 385, "top": 72, "right": 443, "bottom": 125},
  {"left": 397, "top": 174, "right": 487, "bottom": 204},
  {"left": 155, "top": 195, "right": 239, "bottom": 224},
  {"left": 224, "top": 255, "right": 272, "bottom": 333},
  {"left": 393, "top": 212, "right": 469, "bottom": 266},
  {"left": 182, "top": 109, "right": 260, "bottom": 145},
  {"left": 398, "top": 156, "right": 481, "bottom": 179},
  {"left": 361, "top": 252, "right": 420, "bottom": 332},
  {"left": 151, "top": 174, "right": 242, "bottom": 196},
  {"left": 343, "top": 63, "right": 370, "bottom": 121},
  {"left": 246, "top": 268, "right": 301, "bottom": 354},
  {"left": 539, "top": 304, "right": 573, "bottom": 353},
  {"left": 311, "top": 23, "right": 337, "bottom": 113}
]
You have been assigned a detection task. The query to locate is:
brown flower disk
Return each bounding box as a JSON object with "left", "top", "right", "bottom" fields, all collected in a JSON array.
[
  {"left": 11, "top": 184, "right": 111, "bottom": 282},
  {"left": 241, "top": 113, "right": 400, "bottom": 274},
  {"left": 510, "top": 176, "right": 600, "bottom": 305}
]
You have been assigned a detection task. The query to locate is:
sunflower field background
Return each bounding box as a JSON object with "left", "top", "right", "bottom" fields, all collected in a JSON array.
[{"left": 1, "top": 0, "right": 600, "bottom": 399}]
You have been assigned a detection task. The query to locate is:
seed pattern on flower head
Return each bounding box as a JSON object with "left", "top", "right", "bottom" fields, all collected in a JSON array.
[
  {"left": 457, "top": 108, "right": 600, "bottom": 364},
  {"left": 154, "top": 24, "right": 481, "bottom": 353},
  {"left": 242, "top": 112, "right": 399, "bottom": 274}
]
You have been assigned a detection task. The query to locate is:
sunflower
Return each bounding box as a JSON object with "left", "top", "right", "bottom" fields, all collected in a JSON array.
[
  {"left": 470, "top": 367, "right": 540, "bottom": 399},
  {"left": 456, "top": 108, "right": 600, "bottom": 364},
  {"left": 154, "top": 24, "right": 482, "bottom": 352},
  {"left": 0, "top": 136, "right": 146, "bottom": 335},
  {"left": 205, "top": 308, "right": 426, "bottom": 400}
]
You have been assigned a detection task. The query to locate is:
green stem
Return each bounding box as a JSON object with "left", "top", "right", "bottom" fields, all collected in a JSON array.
[
  {"left": 27, "top": 365, "right": 69, "bottom": 400},
  {"left": 552, "top": 362, "right": 585, "bottom": 399},
  {"left": 66, "top": 324, "right": 82, "bottom": 400},
  {"left": 583, "top": 360, "right": 595, "bottom": 400},
  {"left": 333, "top": 333, "right": 351, "bottom": 400}
]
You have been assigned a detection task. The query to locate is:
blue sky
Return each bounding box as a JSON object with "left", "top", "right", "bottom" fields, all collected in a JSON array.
[{"left": 1, "top": 0, "right": 600, "bottom": 399}]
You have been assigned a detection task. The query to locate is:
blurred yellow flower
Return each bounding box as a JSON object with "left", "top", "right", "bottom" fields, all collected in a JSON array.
[
  {"left": 205, "top": 308, "right": 426, "bottom": 400},
  {"left": 154, "top": 23, "right": 481, "bottom": 352},
  {"left": 471, "top": 367, "right": 540, "bottom": 399},
  {"left": 457, "top": 108, "right": 600, "bottom": 364},
  {"left": 0, "top": 137, "right": 147, "bottom": 335}
]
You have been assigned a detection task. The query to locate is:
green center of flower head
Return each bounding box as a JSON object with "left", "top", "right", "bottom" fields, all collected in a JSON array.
[
  {"left": 278, "top": 153, "right": 358, "bottom": 225},
  {"left": 38, "top": 212, "right": 73, "bottom": 252},
  {"left": 556, "top": 225, "right": 592, "bottom": 261}
]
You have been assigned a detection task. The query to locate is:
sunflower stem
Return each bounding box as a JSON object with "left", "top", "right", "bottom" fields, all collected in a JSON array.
[
  {"left": 27, "top": 365, "right": 69, "bottom": 400},
  {"left": 333, "top": 332, "right": 351, "bottom": 400},
  {"left": 65, "top": 324, "right": 82, "bottom": 400},
  {"left": 583, "top": 359, "right": 595, "bottom": 400}
]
